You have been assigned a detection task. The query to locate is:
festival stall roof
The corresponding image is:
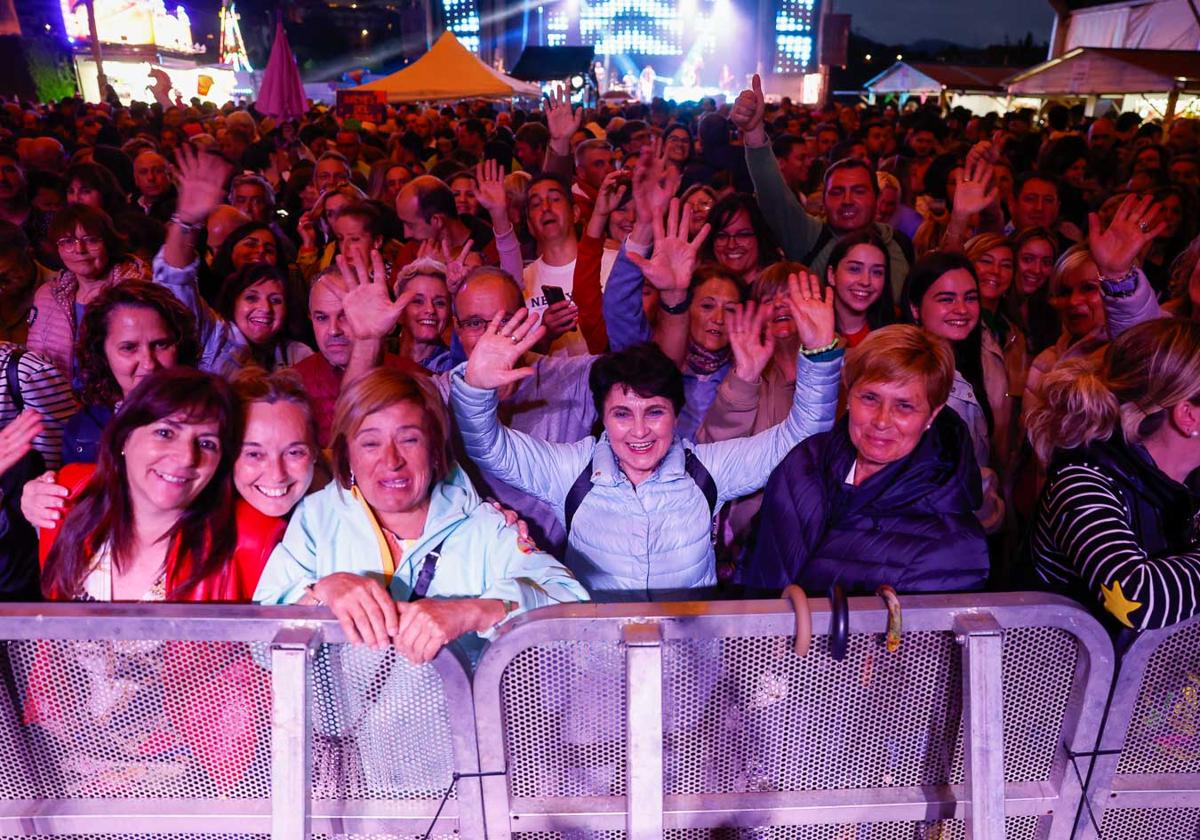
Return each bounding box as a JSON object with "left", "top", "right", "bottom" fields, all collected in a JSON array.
[
  {"left": 1006, "top": 47, "right": 1200, "bottom": 95},
  {"left": 864, "top": 62, "right": 1015, "bottom": 95},
  {"left": 354, "top": 32, "right": 541, "bottom": 102}
]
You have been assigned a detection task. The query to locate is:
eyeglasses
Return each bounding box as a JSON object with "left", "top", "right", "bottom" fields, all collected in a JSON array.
[
  {"left": 456, "top": 314, "right": 512, "bottom": 332},
  {"left": 714, "top": 230, "right": 756, "bottom": 246},
  {"left": 56, "top": 235, "right": 104, "bottom": 251}
]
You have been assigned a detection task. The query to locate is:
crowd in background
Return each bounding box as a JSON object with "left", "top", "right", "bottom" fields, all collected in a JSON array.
[{"left": 1, "top": 81, "right": 1199, "bottom": 663}]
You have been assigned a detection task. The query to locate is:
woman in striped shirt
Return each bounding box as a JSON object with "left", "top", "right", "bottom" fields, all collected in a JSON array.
[{"left": 1026, "top": 318, "right": 1200, "bottom": 632}]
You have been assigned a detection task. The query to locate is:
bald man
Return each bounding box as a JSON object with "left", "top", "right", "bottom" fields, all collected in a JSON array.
[
  {"left": 204, "top": 204, "right": 251, "bottom": 264},
  {"left": 23, "top": 137, "right": 65, "bottom": 174}
]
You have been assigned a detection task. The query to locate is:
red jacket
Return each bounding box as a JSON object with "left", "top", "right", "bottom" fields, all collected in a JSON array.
[
  {"left": 39, "top": 462, "right": 286, "bottom": 601},
  {"left": 29, "top": 463, "right": 285, "bottom": 793}
]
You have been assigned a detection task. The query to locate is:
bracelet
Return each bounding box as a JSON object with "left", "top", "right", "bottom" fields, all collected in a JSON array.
[
  {"left": 799, "top": 338, "right": 840, "bottom": 356},
  {"left": 659, "top": 292, "right": 692, "bottom": 315},
  {"left": 1097, "top": 265, "right": 1139, "bottom": 298},
  {"left": 169, "top": 213, "right": 203, "bottom": 234}
]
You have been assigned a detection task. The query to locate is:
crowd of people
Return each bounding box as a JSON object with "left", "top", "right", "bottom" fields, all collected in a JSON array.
[{"left": 2, "top": 78, "right": 1200, "bottom": 666}]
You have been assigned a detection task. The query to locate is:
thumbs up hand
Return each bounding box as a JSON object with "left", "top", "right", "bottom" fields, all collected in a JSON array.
[{"left": 731, "top": 73, "right": 767, "bottom": 147}]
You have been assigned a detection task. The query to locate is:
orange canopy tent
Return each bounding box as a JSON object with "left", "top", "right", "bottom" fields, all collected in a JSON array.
[{"left": 354, "top": 32, "right": 541, "bottom": 103}]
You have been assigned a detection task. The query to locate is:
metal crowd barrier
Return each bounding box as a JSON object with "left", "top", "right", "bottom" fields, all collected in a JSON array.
[
  {"left": 1075, "top": 611, "right": 1200, "bottom": 840},
  {"left": 472, "top": 592, "right": 1115, "bottom": 840},
  {"left": 0, "top": 594, "right": 1168, "bottom": 840},
  {"left": 0, "top": 603, "right": 484, "bottom": 840}
]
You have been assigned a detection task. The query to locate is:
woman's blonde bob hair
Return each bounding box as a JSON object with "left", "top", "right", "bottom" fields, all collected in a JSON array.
[
  {"left": 843, "top": 324, "right": 956, "bottom": 409},
  {"left": 1027, "top": 318, "right": 1200, "bottom": 463},
  {"left": 329, "top": 368, "right": 453, "bottom": 491}
]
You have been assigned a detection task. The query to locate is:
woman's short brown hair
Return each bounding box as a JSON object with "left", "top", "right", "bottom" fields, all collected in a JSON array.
[
  {"left": 49, "top": 204, "right": 128, "bottom": 262},
  {"left": 843, "top": 324, "right": 955, "bottom": 409},
  {"left": 329, "top": 368, "right": 451, "bottom": 490}
]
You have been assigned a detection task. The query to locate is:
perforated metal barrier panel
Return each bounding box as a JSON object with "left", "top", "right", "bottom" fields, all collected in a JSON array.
[
  {"left": 0, "top": 604, "right": 482, "bottom": 840},
  {"left": 8, "top": 596, "right": 1196, "bottom": 840},
  {"left": 1079, "top": 612, "right": 1200, "bottom": 840},
  {"left": 473, "top": 594, "right": 1116, "bottom": 840}
]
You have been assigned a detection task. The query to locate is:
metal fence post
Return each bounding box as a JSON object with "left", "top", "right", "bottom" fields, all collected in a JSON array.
[
  {"left": 955, "top": 613, "right": 1006, "bottom": 840},
  {"left": 271, "top": 626, "right": 320, "bottom": 840},
  {"left": 624, "top": 621, "right": 663, "bottom": 840}
]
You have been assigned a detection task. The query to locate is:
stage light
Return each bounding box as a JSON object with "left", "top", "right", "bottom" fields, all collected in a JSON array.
[
  {"left": 865, "top": 53, "right": 872, "bottom": 61},
  {"left": 896, "top": 53, "right": 903, "bottom": 60}
]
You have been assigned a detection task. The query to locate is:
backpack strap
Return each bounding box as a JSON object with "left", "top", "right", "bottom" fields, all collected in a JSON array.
[
  {"left": 683, "top": 448, "right": 718, "bottom": 517},
  {"left": 564, "top": 448, "right": 719, "bottom": 539},
  {"left": 5, "top": 348, "right": 24, "bottom": 414},
  {"left": 563, "top": 459, "right": 596, "bottom": 538}
]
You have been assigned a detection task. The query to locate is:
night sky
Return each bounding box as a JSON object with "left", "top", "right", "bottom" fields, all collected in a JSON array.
[{"left": 834, "top": 0, "right": 1056, "bottom": 47}]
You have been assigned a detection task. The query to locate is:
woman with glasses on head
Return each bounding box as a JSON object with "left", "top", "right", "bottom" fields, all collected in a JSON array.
[{"left": 28, "top": 204, "right": 150, "bottom": 381}]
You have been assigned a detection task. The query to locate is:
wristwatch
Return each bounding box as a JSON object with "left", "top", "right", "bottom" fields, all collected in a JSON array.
[
  {"left": 1098, "top": 266, "right": 1139, "bottom": 298},
  {"left": 659, "top": 292, "right": 692, "bottom": 315}
]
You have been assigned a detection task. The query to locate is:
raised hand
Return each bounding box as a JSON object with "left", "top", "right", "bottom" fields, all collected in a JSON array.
[
  {"left": 474, "top": 159, "right": 509, "bottom": 227},
  {"left": 786, "top": 271, "right": 836, "bottom": 351},
  {"left": 334, "top": 249, "right": 413, "bottom": 341},
  {"left": 174, "top": 142, "right": 233, "bottom": 226},
  {"left": 951, "top": 155, "right": 998, "bottom": 219},
  {"left": 592, "top": 170, "right": 629, "bottom": 219},
  {"left": 625, "top": 197, "right": 711, "bottom": 297},
  {"left": 730, "top": 74, "right": 767, "bottom": 143},
  {"left": 1089, "top": 193, "right": 1166, "bottom": 278},
  {"left": 631, "top": 138, "right": 681, "bottom": 233},
  {"left": 297, "top": 209, "right": 319, "bottom": 249},
  {"left": 0, "top": 409, "right": 42, "bottom": 476},
  {"left": 544, "top": 84, "right": 582, "bottom": 151},
  {"left": 463, "top": 307, "right": 546, "bottom": 390},
  {"left": 20, "top": 470, "right": 69, "bottom": 530},
  {"left": 539, "top": 299, "right": 580, "bottom": 345},
  {"left": 728, "top": 301, "right": 776, "bottom": 383},
  {"left": 440, "top": 238, "right": 475, "bottom": 295}
]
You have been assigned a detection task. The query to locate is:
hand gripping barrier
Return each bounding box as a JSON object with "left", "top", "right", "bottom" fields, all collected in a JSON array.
[
  {"left": 1074, "top": 611, "right": 1200, "bottom": 839},
  {"left": 0, "top": 603, "right": 484, "bottom": 840},
  {"left": 471, "top": 593, "right": 1115, "bottom": 840}
]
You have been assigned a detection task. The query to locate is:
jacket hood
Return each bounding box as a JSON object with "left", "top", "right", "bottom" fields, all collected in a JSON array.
[{"left": 825, "top": 407, "right": 983, "bottom": 515}]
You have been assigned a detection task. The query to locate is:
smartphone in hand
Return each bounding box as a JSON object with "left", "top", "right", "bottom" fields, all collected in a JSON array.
[{"left": 543, "top": 284, "right": 568, "bottom": 306}]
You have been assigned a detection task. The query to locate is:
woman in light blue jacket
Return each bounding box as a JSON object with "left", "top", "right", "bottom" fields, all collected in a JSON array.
[
  {"left": 255, "top": 367, "right": 588, "bottom": 663},
  {"left": 450, "top": 251, "right": 842, "bottom": 601}
]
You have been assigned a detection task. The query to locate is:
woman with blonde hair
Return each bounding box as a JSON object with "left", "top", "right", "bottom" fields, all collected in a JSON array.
[
  {"left": 255, "top": 367, "right": 586, "bottom": 662},
  {"left": 1026, "top": 318, "right": 1200, "bottom": 631},
  {"left": 965, "top": 231, "right": 1028, "bottom": 433}
]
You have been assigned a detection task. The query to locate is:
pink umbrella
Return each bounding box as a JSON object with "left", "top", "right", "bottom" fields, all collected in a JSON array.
[{"left": 255, "top": 18, "right": 306, "bottom": 121}]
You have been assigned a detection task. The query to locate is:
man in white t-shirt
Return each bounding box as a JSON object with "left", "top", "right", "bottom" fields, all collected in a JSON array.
[{"left": 522, "top": 175, "right": 587, "bottom": 356}]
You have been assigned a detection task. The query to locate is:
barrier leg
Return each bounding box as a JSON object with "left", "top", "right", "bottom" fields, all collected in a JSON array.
[
  {"left": 271, "top": 627, "right": 319, "bottom": 840},
  {"left": 955, "top": 613, "right": 1006, "bottom": 840},
  {"left": 624, "top": 622, "right": 663, "bottom": 840}
]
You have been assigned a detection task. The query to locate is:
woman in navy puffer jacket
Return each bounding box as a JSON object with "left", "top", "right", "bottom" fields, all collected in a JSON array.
[{"left": 746, "top": 325, "right": 990, "bottom": 595}]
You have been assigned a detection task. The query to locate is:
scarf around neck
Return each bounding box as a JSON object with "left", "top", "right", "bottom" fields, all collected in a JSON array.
[{"left": 685, "top": 339, "right": 732, "bottom": 376}]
